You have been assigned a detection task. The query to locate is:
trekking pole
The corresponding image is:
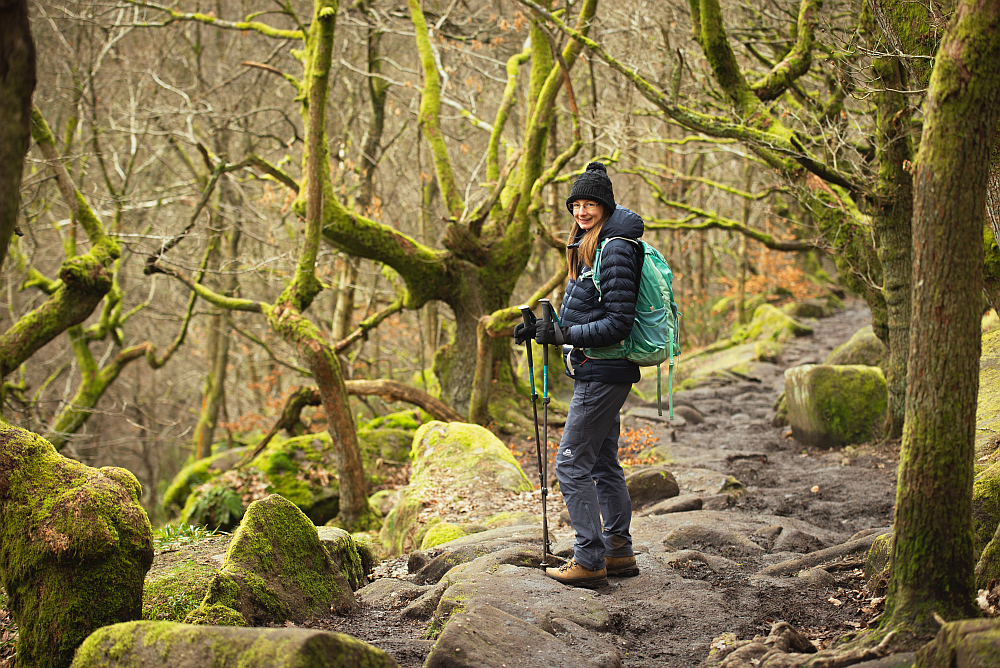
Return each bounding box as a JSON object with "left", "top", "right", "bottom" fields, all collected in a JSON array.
[
  {"left": 519, "top": 305, "right": 549, "bottom": 566},
  {"left": 538, "top": 298, "right": 555, "bottom": 562}
]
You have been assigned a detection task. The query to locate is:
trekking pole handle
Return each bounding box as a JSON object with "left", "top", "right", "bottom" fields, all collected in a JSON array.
[{"left": 518, "top": 305, "right": 536, "bottom": 395}]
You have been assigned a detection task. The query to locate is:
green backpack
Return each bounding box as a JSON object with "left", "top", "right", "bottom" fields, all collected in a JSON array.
[{"left": 583, "top": 238, "right": 682, "bottom": 418}]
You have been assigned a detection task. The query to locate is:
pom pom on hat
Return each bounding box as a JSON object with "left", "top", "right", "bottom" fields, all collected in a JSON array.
[{"left": 566, "top": 161, "right": 615, "bottom": 215}]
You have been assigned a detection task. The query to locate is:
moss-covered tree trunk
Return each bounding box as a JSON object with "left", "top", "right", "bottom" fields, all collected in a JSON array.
[
  {"left": 885, "top": 0, "right": 1000, "bottom": 631},
  {"left": 871, "top": 54, "right": 914, "bottom": 440},
  {"left": 0, "top": 0, "right": 35, "bottom": 276}
]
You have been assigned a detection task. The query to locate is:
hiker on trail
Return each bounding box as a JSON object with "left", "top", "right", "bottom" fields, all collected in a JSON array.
[{"left": 514, "top": 161, "right": 643, "bottom": 587}]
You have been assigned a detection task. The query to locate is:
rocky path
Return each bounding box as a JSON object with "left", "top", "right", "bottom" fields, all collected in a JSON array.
[{"left": 313, "top": 302, "right": 901, "bottom": 667}]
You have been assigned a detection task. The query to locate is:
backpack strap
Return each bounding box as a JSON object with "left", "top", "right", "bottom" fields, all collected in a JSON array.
[{"left": 592, "top": 237, "right": 641, "bottom": 300}]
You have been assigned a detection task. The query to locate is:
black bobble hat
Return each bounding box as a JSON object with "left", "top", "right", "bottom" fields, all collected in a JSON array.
[{"left": 566, "top": 162, "right": 615, "bottom": 216}]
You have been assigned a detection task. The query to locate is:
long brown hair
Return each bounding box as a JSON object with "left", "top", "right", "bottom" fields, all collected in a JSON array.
[{"left": 566, "top": 213, "right": 609, "bottom": 280}]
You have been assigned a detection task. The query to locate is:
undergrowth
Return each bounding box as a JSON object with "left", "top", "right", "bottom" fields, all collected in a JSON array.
[{"left": 153, "top": 522, "right": 225, "bottom": 552}]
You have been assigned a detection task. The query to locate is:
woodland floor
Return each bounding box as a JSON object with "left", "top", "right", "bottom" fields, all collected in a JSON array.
[
  {"left": 311, "top": 300, "right": 900, "bottom": 667},
  {"left": 0, "top": 301, "right": 902, "bottom": 668}
]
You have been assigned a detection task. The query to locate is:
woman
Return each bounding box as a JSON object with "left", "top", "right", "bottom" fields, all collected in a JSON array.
[{"left": 514, "top": 161, "right": 643, "bottom": 587}]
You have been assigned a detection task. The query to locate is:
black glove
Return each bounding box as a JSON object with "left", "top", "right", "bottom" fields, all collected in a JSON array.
[
  {"left": 513, "top": 320, "right": 537, "bottom": 344},
  {"left": 535, "top": 321, "right": 570, "bottom": 346},
  {"left": 513, "top": 309, "right": 537, "bottom": 344}
]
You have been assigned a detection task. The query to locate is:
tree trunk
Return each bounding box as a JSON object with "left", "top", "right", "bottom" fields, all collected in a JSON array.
[
  {"left": 0, "top": 0, "right": 35, "bottom": 276},
  {"left": 192, "top": 228, "right": 240, "bottom": 459},
  {"left": 871, "top": 54, "right": 914, "bottom": 441},
  {"left": 886, "top": 0, "right": 1000, "bottom": 630}
]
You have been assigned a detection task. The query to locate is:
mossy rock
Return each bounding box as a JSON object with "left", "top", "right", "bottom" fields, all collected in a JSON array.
[
  {"left": 864, "top": 532, "right": 892, "bottom": 596},
  {"left": 369, "top": 489, "right": 400, "bottom": 516},
  {"left": 361, "top": 408, "right": 426, "bottom": 431},
  {"left": 162, "top": 447, "right": 249, "bottom": 517},
  {"left": 0, "top": 425, "right": 154, "bottom": 668},
  {"left": 976, "top": 523, "right": 1000, "bottom": 590},
  {"left": 624, "top": 467, "right": 680, "bottom": 508},
  {"left": 380, "top": 422, "right": 533, "bottom": 555},
  {"left": 143, "top": 557, "right": 218, "bottom": 622},
  {"left": 316, "top": 526, "right": 367, "bottom": 591},
  {"left": 782, "top": 297, "right": 839, "bottom": 319},
  {"left": 824, "top": 326, "right": 887, "bottom": 369},
  {"left": 977, "top": 330, "right": 1000, "bottom": 453},
  {"left": 915, "top": 618, "right": 1000, "bottom": 668},
  {"left": 171, "top": 424, "right": 419, "bottom": 530},
  {"left": 70, "top": 620, "right": 400, "bottom": 668},
  {"left": 973, "top": 461, "right": 1000, "bottom": 555},
  {"left": 420, "top": 522, "right": 468, "bottom": 550},
  {"left": 731, "top": 304, "right": 813, "bottom": 344},
  {"left": 185, "top": 494, "right": 356, "bottom": 626},
  {"left": 675, "top": 341, "right": 778, "bottom": 390},
  {"left": 784, "top": 365, "right": 887, "bottom": 448}
]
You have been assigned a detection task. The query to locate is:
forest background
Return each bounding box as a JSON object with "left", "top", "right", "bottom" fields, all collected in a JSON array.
[{"left": 3, "top": 0, "right": 997, "bottom": 568}]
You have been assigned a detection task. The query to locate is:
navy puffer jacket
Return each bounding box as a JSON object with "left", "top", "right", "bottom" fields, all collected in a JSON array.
[{"left": 559, "top": 205, "right": 644, "bottom": 384}]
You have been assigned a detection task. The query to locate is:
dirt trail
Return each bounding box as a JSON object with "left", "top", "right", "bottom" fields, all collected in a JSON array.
[{"left": 311, "top": 301, "right": 900, "bottom": 667}]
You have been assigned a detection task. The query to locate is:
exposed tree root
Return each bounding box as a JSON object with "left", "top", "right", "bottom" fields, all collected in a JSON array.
[{"left": 705, "top": 622, "right": 898, "bottom": 668}]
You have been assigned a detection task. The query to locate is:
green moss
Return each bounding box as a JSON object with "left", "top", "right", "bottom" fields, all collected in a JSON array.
[
  {"left": 380, "top": 422, "right": 532, "bottom": 555},
  {"left": 865, "top": 533, "right": 892, "bottom": 595},
  {"left": 973, "top": 461, "right": 1000, "bottom": 554},
  {"left": 183, "top": 602, "right": 247, "bottom": 627},
  {"left": 73, "top": 619, "right": 398, "bottom": 667},
  {"left": 143, "top": 559, "right": 217, "bottom": 622},
  {"left": 784, "top": 365, "right": 887, "bottom": 447},
  {"left": 824, "top": 326, "right": 887, "bottom": 369},
  {"left": 360, "top": 409, "right": 424, "bottom": 431},
  {"left": 420, "top": 523, "right": 467, "bottom": 550},
  {"left": 732, "top": 304, "right": 813, "bottom": 344},
  {"left": 0, "top": 426, "right": 154, "bottom": 668},
  {"left": 187, "top": 494, "right": 354, "bottom": 625}
]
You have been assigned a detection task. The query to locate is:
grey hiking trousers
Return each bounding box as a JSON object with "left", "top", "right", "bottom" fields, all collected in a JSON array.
[{"left": 556, "top": 380, "right": 634, "bottom": 572}]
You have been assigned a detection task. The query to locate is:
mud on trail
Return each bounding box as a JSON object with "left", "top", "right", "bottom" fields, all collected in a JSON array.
[{"left": 304, "top": 301, "right": 900, "bottom": 667}]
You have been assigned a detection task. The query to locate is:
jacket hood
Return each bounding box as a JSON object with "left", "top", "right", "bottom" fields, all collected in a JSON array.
[{"left": 599, "top": 205, "right": 643, "bottom": 241}]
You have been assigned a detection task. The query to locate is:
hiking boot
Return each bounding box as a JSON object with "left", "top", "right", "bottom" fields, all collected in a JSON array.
[
  {"left": 605, "top": 555, "right": 640, "bottom": 577},
  {"left": 545, "top": 559, "right": 607, "bottom": 587}
]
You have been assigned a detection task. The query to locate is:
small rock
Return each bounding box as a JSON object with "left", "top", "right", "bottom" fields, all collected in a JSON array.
[
  {"left": 408, "top": 550, "right": 430, "bottom": 574},
  {"left": 625, "top": 467, "right": 680, "bottom": 508},
  {"left": 797, "top": 567, "right": 836, "bottom": 587},
  {"left": 638, "top": 495, "right": 703, "bottom": 517}
]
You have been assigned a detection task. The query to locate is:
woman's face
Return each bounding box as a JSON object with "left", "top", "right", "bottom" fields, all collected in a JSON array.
[{"left": 571, "top": 199, "right": 604, "bottom": 231}]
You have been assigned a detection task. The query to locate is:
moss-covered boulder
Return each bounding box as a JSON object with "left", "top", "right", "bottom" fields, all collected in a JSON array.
[
  {"left": 162, "top": 447, "right": 249, "bottom": 518},
  {"left": 973, "top": 461, "right": 1000, "bottom": 555},
  {"left": 316, "top": 526, "right": 367, "bottom": 591},
  {"left": 420, "top": 522, "right": 468, "bottom": 550},
  {"left": 673, "top": 305, "right": 811, "bottom": 390},
  {"left": 976, "top": 523, "right": 1000, "bottom": 590},
  {"left": 380, "top": 422, "right": 533, "bottom": 555},
  {"left": 625, "top": 467, "right": 680, "bottom": 508},
  {"left": 172, "top": 423, "right": 416, "bottom": 530},
  {"left": 185, "top": 494, "right": 356, "bottom": 626},
  {"left": 731, "top": 304, "right": 813, "bottom": 345},
  {"left": 143, "top": 555, "right": 218, "bottom": 622},
  {"left": 915, "top": 618, "right": 1000, "bottom": 668},
  {"left": 824, "top": 326, "right": 887, "bottom": 369},
  {"left": 784, "top": 365, "right": 887, "bottom": 448},
  {"left": 0, "top": 425, "right": 154, "bottom": 668},
  {"left": 782, "top": 296, "right": 841, "bottom": 319},
  {"left": 978, "top": 330, "right": 1000, "bottom": 453},
  {"left": 70, "top": 620, "right": 399, "bottom": 668}
]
